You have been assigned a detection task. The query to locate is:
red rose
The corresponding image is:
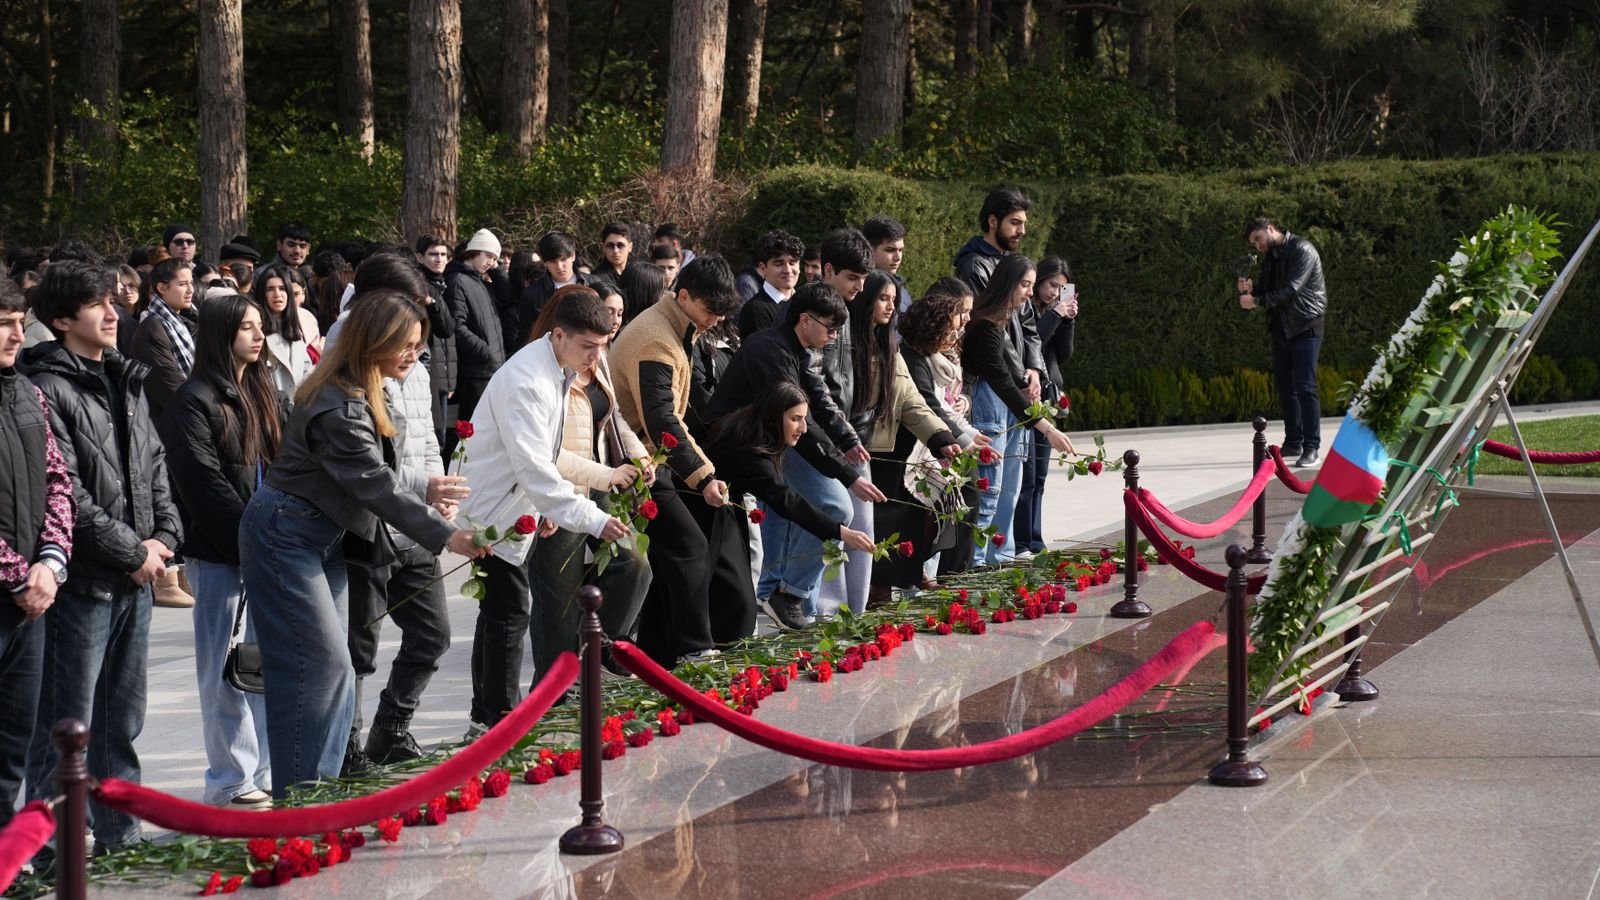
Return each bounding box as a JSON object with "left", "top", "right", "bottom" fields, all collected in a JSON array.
[
  {"left": 514, "top": 514, "right": 538, "bottom": 535},
  {"left": 342, "top": 830, "right": 366, "bottom": 849},
  {"left": 298, "top": 857, "right": 321, "bottom": 878},
  {"left": 976, "top": 476, "right": 991, "bottom": 491},
  {"left": 250, "top": 870, "right": 273, "bottom": 889},
  {"left": 455, "top": 420, "right": 475, "bottom": 440},
  {"left": 898, "top": 623, "right": 915, "bottom": 641},
  {"left": 424, "top": 806, "right": 448, "bottom": 826},
  {"left": 659, "top": 431, "right": 679, "bottom": 450},
  {"left": 247, "top": 838, "right": 278, "bottom": 863},
  {"left": 897, "top": 540, "right": 914, "bottom": 556},
  {"left": 484, "top": 769, "right": 512, "bottom": 797},
  {"left": 202, "top": 870, "right": 224, "bottom": 896},
  {"left": 935, "top": 622, "right": 953, "bottom": 635},
  {"left": 401, "top": 808, "right": 423, "bottom": 827},
  {"left": 969, "top": 620, "right": 987, "bottom": 635},
  {"left": 525, "top": 764, "right": 554, "bottom": 784},
  {"left": 814, "top": 660, "right": 835, "bottom": 682},
  {"left": 1065, "top": 601, "right": 1078, "bottom": 614},
  {"left": 991, "top": 532, "right": 1006, "bottom": 547},
  {"left": 1043, "top": 600, "right": 1061, "bottom": 614},
  {"left": 376, "top": 816, "right": 403, "bottom": 842},
  {"left": 602, "top": 740, "right": 627, "bottom": 760},
  {"left": 679, "top": 708, "right": 697, "bottom": 725},
  {"left": 1099, "top": 548, "right": 1112, "bottom": 560},
  {"left": 1059, "top": 394, "right": 1070, "bottom": 409},
  {"left": 639, "top": 499, "right": 659, "bottom": 521},
  {"left": 659, "top": 716, "right": 682, "bottom": 736},
  {"left": 271, "top": 860, "right": 296, "bottom": 885},
  {"left": 222, "top": 875, "right": 244, "bottom": 894},
  {"left": 957, "top": 589, "right": 969, "bottom": 601},
  {"left": 748, "top": 507, "right": 766, "bottom": 524},
  {"left": 978, "top": 447, "right": 998, "bottom": 465},
  {"left": 1088, "top": 460, "right": 1104, "bottom": 476}
]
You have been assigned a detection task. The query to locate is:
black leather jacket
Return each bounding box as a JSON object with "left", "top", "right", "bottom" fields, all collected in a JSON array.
[
  {"left": 266, "top": 382, "right": 456, "bottom": 555},
  {"left": 1258, "top": 233, "right": 1328, "bottom": 339},
  {"left": 23, "top": 343, "right": 182, "bottom": 599}
]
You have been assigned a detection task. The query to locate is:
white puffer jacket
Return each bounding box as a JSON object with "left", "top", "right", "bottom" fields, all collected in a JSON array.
[{"left": 385, "top": 355, "right": 443, "bottom": 548}]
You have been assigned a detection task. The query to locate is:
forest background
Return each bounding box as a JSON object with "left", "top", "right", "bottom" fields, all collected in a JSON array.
[{"left": 0, "top": 0, "right": 1597, "bottom": 426}]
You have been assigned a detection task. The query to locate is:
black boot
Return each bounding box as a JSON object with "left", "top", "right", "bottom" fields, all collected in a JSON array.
[{"left": 365, "top": 725, "right": 425, "bottom": 766}]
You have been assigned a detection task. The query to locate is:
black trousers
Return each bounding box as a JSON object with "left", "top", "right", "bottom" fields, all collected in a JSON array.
[
  {"left": 346, "top": 541, "right": 450, "bottom": 736},
  {"left": 470, "top": 552, "right": 534, "bottom": 726},
  {"left": 634, "top": 468, "right": 715, "bottom": 667},
  {"left": 444, "top": 377, "right": 489, "bottom": 461},
  {"left": 679, "top": 490, "right": 757, "bottom": 644}
]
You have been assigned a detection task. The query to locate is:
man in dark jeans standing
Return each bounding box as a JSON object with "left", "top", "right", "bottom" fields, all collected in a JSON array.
[
  {"left": 23, "top": 261, "right": 182, "bottom": 855},
  {"left": 0, "top": 278, "right": 75, "bottom": 833},
  {"left": 1239, "top": 216, "right": 1328, "bottom": 467}
]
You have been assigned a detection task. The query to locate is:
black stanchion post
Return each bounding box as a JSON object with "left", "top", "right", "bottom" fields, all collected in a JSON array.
[
  {"left": 53, "top": 719, "right": 89, "bottom": 900},
  {"left": 1248, "top": 417, "right": 1273, "bottom": 564},
  {"left": 1335, "top": 626, "right": 1379, "bottom": 701},
  {"left": 1209, "top": 546, "right": 1268, "bottom": 787},
  {"left": 1111, "top": 449, "right": 1151, "bottom": 618},
  {"left": 559, "top": 586, "right": 624, "bottom": 855}
]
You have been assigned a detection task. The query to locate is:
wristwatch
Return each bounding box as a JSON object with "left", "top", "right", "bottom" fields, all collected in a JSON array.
[{"left": 42, "top": 559, "right": 67, "bottom": 585}]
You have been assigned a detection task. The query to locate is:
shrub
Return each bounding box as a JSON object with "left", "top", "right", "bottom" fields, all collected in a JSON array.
[
  {"left": 1564, "top": 357, "right": 1600, "bottom": 400},
  {"left": 1178, "top": 369, "right": 1208, "bottom": 423},
  {"left": 1129, "top": 368, "right": 1182, "bottom": 426},
  {"left": 1512, "top": 354, "right": 1570, "bottom": 404}
]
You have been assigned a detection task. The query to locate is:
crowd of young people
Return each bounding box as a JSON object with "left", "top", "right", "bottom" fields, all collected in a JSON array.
[{"left": 0, "top": 187, "right": 1084, "bottom": 842}]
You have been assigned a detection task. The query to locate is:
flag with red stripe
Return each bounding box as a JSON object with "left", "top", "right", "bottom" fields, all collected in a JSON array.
[{"left": 1303, "top": 414, "right": 1388, "bottom": 527}]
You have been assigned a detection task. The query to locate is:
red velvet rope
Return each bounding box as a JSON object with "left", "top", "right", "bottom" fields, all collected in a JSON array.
[
  {"left": 94, "top": 653, "right": 578, "bottom": 838},
  {"left": 1268, "top": 446, "right": 1314, "bottom": 494},
  {"left": 1479, "top": 439, "right": 1600, "bottom": 465},
  {"left": 1124, "top": 492, "right": 1267, "bottom": 594},
  {"left": 1136, "top": 459, "right": 1276, "bottom": 539},
  {"left": 0, "top": 803, "right": 54, "bottom": 893},
  {"left": 609, "top": 622, "right": 1216, "bottom": 771}
]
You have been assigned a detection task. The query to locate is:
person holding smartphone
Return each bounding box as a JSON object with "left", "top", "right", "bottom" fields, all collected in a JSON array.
[{"left": 1015, "top": 256, "right": 1077, "bottom": 554}]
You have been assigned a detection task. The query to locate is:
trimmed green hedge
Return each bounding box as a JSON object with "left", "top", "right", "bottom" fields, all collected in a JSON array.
[{"left": 733, "top": 155, "right": 1600, "bottom": 420}]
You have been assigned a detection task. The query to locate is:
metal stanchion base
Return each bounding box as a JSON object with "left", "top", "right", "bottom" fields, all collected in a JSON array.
[
  {"left": 1246, "top": 547, "right": 1273, "bottom": 564},
  {"left": 1109, "top": 598, "right": 1152, "bottom": 618},
  {"left": 1335, "top": 676, "right": 1379, "bottom": 701},
  {"left": 1208, "top": 759, "right": 1268, "bottom": 787},
  {"left": 560, "top": 824, "right": 625, "bottom": 855}
]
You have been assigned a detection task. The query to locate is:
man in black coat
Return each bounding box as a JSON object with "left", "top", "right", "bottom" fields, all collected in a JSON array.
[
  {"left": 21, "top": 261, "right": 182, "bottom": 854},
  {"left": 444, "top": 229, "right": 509, "bottom": 458},
  {"left": 1239, "top": 217, "right": 1329, "bottom": 466}
]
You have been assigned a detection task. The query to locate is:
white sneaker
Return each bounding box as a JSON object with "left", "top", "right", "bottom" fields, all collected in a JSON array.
[
  {"left": 680, "top": 649, "right": 722, "bottom": 664},
  {"left": 463, "top": 719, "right": 489, "bottom": 741}
]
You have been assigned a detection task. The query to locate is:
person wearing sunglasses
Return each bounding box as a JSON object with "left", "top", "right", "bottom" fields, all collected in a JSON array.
[
  {"left": 164, "top": 224, "right": 198, "bottom": 263},
  {"left": 590, "top": 222, "right": 632, "bottom": 289}
]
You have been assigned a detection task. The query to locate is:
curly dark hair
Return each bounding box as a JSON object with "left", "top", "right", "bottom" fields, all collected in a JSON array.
[{"left": 899, "top": 292, "right": 967, "bottom": 357}]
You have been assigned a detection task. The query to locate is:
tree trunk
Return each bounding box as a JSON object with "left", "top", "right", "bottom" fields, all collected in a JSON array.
[
  {"left": 74, "top": 0, "right": 119, "bottom": 208},
  {"left": 1073, "top": 10, "right": 1097, "bottom": 65},
  {"left": 854, "top": 0, "right": 910, "bottom": 149},
  {"left": 954, "top": 0, "right": 978, "bottom": 78},
  {"left": 402, "top": 0, "right": 462, "bottom": 243},
  {"left": 976, "top": 0, "right": 993, "bottom": 58},
  {"left": 334, "top": 0, "right": 375, "bottom": 158},
  {"left": 547, "top": 0, "right": 569, "bottom": 125},
  {"left": 1007, "top": 0, "right": 1033, "bottom": 68},
  {"left": 1129, "top": 4, "right": 1150, "bottom": 85},
  {"left": 198, "top": 0, "right": 246, "bottom": 264},
  {"left": 726, "top": 0, "right": 767, "bottom": 133},
  {"left": 500, "top": 0, "right": 548, "bottom": 157},
  {"left": 660, "top": 0, "right": 729, "bottom": 179},
  {"left": 39, "top": 0, "right": 56, "bottom": 216}
]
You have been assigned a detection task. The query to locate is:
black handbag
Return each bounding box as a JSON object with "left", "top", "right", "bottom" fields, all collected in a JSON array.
[{"left": 223, "top": 592, "right": 265, "bottom": 694}]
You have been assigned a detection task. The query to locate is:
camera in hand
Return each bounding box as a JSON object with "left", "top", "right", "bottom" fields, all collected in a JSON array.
[{"left": 1232, "top": 253, "right": 1258, "bottom": 280}]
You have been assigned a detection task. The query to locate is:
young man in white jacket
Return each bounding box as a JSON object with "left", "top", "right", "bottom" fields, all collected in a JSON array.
[{"left": 457, "top": 292, "right": 630, "bottom": 734}]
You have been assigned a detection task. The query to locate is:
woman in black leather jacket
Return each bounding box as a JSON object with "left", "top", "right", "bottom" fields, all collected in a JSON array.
[{"left": 239, "top": 290, "right": 487, "bottom": 796}]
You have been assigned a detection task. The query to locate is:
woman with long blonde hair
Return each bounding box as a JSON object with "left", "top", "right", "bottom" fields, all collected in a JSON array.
[{"left": 240, "top": 289, "right": 488, "bottom": 796}]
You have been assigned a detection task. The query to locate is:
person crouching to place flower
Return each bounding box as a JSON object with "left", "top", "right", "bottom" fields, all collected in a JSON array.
[
  {"left": 962, "top": 255, "right": 1075, "bottom": 567},
  {"left": 457, "top": 291, "right": 634, "bottom": 734},
  {"left": 240, "top": 290, "right": 488, "bottom": 797},
  {"left": 523, "top": 285, "right": 653, "bottom": 692},
  {"left": 703, "top": 380, "right": 875, "bottom": 601},
  {"left": 157, "top": 294, "right": 284, "bottom": 810},
  {"left": 1015, "top": 256, "right": 1077, "bottom": 555}
]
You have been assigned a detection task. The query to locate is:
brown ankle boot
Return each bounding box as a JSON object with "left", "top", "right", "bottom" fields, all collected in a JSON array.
[{"left": 154, "top": 568, "right": 195, "bottom": 608}]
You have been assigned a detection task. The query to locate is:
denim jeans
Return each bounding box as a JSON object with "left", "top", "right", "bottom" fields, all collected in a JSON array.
[
  {"left": 819, "top": 460, "right": 873, "bottom": 616},
  {"left": 27, "top": 583, "right": 151, "bottom": 848},
  {"left": 187, "top": 559, "right": 271, "bottom": 805},
  {"left": 1014, "top": 430, "right": 1053, "bottom": 552},
  {"left": 0, "top": 601, "right": 43, "bottom": 830},
  {"left": 756, "top": 448, "right": 851, "bottom": 617},
  {"left": 346, "top": 542, "right": 450, "bottom": 735},
  {"left": 239, "top": 485, "right": 355, "bottom": 799},
  {"left": 528, "top": 518, "right": 651, "bottom": 681},
  {"left": 971, "top": 381, "right": 1025, "bottom": 566},
  {"left": 1271, "top": 330, "right": 1323, "bottom": 452}
]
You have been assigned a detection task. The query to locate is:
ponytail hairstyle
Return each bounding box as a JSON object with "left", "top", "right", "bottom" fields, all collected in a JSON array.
[
  {"left": 190, "top": 292, "right": 282, "bottom": 465},
  {"left": 293, "top": 289, "right": 426, "bottom": 437}
]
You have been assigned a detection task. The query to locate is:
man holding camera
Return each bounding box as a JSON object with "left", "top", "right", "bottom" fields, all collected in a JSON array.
[{"left": 1238, "top": 217, "right": 1328, "bottom": 467}]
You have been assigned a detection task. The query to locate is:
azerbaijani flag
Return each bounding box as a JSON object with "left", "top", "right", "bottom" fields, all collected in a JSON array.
[{"left": 1302, "top": 414, "right": 1389, "bottom": 527}]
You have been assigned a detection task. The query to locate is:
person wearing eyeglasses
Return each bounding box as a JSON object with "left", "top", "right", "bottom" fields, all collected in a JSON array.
[
  {"left": 590, "top": 223, "right": 632, "bottom": 289},
  {"left": 164, "top": 224, "right": 198, "bottom": 263},
  {"left": 707, "top": 281, "right": 885, "bottom": 631}
]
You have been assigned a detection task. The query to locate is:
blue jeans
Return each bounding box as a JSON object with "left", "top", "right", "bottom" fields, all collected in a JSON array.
[
  {"left": 27, "top": 583, "right": 151, "bottom": 848},
  {"left": 971, "top": 382, "right": 1025, "bottom": 566},
  {"left": 240, "top": 486, "right": 355, "bottom": 799},
  {"left": 757, "top": 449, "right": 851, "bottom": 617},
  {"left": 1271, "top": 330, "right": 1323, "bottom": 452},
  {"left": 0, "top": 601, "right": 43, "bottom": 830},
  {"left": 188, "top": 559, "right": 271, "bottom": 804},
  {"left": 1014, "top": 429, "right": 1053, "bottom": 552}
]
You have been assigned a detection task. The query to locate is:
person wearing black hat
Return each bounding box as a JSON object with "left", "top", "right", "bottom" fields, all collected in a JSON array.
[
  {"left": 219, "top": 242, "right": 261, "bottom": 294},
  {"left": 164, "top": 224, "right": 197, "bottom": 263}
]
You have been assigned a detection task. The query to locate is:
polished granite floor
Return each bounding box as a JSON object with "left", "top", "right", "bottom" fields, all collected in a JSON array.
[{"left": 88, "top": 471, "right": 1600, "bottom": 898}]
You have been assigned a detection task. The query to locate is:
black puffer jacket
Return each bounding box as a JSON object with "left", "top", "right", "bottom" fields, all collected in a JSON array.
[
  {"left": 158, "top": 375, "right": 285, "bottom": 565},
  {"left": 444, "top": 260, "right": 506, "bottom": 384},
  {"left": 23, "top": 343, "right": 182, "bottom": 599},
  {"left": 421, "top": 265, "right": 458, "bottom": 395}
]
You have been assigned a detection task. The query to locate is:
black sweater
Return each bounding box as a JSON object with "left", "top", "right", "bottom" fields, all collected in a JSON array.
[{"left": 708, "top": 445, "right": 841, "bottom": 541}]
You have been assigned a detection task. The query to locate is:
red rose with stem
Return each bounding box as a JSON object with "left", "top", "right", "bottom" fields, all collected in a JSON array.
[
  {"left": 514, "top": 514, "right": 538, "bottom": 535},
  {"left": 978, "top": 447, "right": 998, "bottom": 465},
  {"left": 639, "top": 499, "right": 659, "bottom": 521},
  {"left": 748, "top": 507, "right": 766, "bottom": 524},
  {"left": 897, "top": 540, "right": 914, "bottom": 557},
  {"left": 976, "top": 476, "right": 990, "bottom": 491},
  {"left": 454, "top": 420, "right": 475, "bottom": 440},
  {"left": 1088, "top": 459, "right": 1104, "bottom": 476},
  {"left": 659, "top": 431, "right": 679, "bottom": 450},
  {"left": 992, "top": 532, "right": 1006, "bottom": 547}
]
